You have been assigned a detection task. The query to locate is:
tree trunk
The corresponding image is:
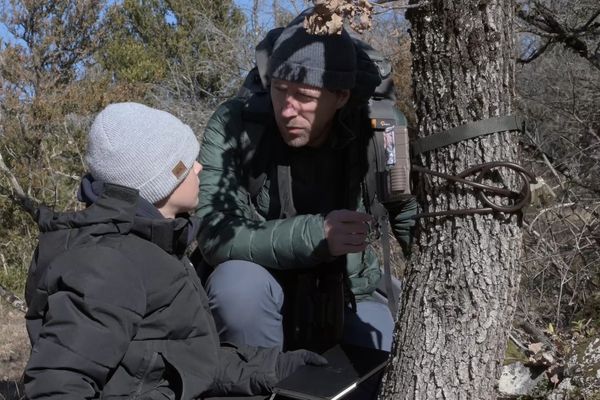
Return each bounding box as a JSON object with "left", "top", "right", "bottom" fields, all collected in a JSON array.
[{"left": 379, "top": 0, "right": 521, "bottom": 398}]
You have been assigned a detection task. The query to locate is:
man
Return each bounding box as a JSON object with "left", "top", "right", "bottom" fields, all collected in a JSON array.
[
  {"left": 196, "top": 11, "right": 416, "bottom": 353},
  {"left": 24, "top": 102, "right": 326, "bottom": 399}
]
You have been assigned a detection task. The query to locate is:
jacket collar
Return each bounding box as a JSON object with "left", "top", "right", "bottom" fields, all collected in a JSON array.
[{"left": 37, "top": 182, "right": 198, "bottom": 256}]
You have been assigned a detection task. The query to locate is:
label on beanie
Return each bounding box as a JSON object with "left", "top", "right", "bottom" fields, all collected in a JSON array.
[{"left": 172, "top": 161, "right": 187, "bottom": 179}]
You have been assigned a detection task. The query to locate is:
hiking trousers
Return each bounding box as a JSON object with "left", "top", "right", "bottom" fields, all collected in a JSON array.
[{"left": 205, "top": 260, "right": 394, "bottom": 352}]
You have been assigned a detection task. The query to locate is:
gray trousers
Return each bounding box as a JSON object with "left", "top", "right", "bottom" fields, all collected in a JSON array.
[{"left": 205, "top": 260, "right": 394, "bottom": 352}]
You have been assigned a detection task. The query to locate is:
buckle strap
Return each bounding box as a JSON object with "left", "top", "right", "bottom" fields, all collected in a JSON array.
[
  {"left": 411, "top": 115, "right": 524, "bottom": 155},
  {"left": 277, "top": 164, "right": 297, "bottom": 218},
  {"left": 371, "top": 200, "right": 398, "bottom": 318}
]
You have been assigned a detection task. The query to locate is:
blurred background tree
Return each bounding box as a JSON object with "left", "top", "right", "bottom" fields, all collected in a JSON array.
[
  {"left": 0, "top": 0, "right": 246, "bottom": 296},
  {"left": 0, "top": 0, "right": 121, "bottom": 293},
  {"left": 100, "top": 0, "right": 245, "bottom": 99}
]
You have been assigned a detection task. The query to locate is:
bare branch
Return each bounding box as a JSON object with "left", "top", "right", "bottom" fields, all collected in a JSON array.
[
  {"left": 517, "top": 1, "right": 600, "bottom": 71},
  {"left": 0, "top": 150, "right": 39, "bottom": 218},
  {"left": 577, "top": 8, "right": 600, "bottom": 32},
  {"left": 251, "top": 0, "right": 260, "bottom": 34},
  {"left": 372, "top": 0, "right": 430, "bottom": 9},
  {"left": 509, "top": 333, "right": 530, "bottom": 353}
]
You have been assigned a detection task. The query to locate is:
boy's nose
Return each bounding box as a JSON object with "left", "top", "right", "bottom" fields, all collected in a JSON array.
[{"left": 194, "top": 161, "right": 203, "bottom": 174}]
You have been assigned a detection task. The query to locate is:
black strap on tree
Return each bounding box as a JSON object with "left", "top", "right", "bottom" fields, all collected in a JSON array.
[
  {"left": 410, "top": 115, "right": 537, "bottom": 218},
  {"left": 411, "top": 115, "right": 524, "bottom": 156}
]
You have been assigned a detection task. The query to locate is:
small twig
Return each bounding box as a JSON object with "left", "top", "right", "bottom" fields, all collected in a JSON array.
[
  {"left": 0, "top": 284, "right": 27, "bottom": 314},
  {"left": 517, "top": 319, "right": 554, "bottom": 350},
  {"left": 509, "top": 333, "right": 530, "bottom": 353},
  {"left": 581, "top": 318, "right": 593, "bottom": 331},
  {"left": 540, "top": 152, "right": 565, "bottom": 190},
  {"left": 0, "top": 252, "right": 7, "bottom": 274},
  {"left": 53, "top": 170, "right": 80, "bottom": 181},
  {"left": 522, "top": 126, "right": 564, "bottom": 188},
  {"left": 373, "top": 0, "right": 430, "bottom": 10},
  {"left": 577, "top": 8, "right": 600, "bottom": 32},
  {"left": 529, "top": 202, "right": 576, "bottom": 227}
]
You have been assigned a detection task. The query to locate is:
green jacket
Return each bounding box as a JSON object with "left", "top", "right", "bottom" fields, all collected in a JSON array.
[{"left": 196, "top": 96, "right": 416, "bottom": 298}]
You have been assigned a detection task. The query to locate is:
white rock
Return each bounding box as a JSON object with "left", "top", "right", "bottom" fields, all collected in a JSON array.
[{"left": 498, "top": 362, "right": 547, "bottom": 396}]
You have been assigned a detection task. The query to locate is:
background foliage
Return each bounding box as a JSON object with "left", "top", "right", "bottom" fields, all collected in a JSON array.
[
  {"left": 0, "top": 0, "right": 598, "bottom": 342},
  {"left": 0, "top": 0, "right": 245, "bottom": 294}
]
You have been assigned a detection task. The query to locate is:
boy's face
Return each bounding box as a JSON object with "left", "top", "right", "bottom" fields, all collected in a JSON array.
[
  {"left": 162, "top": 161, "right": 202, "bottom": 215},
  {"left": 270, "top": 79, "right": 350, "bottom": 148}
]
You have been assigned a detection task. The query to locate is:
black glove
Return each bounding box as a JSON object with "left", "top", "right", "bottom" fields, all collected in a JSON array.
[{"left": 275, "top": 349, "right": 328, "bottom": 381}]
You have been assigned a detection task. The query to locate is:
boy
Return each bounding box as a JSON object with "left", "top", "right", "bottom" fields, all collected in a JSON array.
[{"left": 24, "top": 102, "right": 325, "bottom": 399}]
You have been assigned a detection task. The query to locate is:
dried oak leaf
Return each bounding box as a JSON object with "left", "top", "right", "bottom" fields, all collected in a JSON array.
[
  {"left": 528, "top": 342, "right": 543, "bottom": 354},
  {"left": 305, "top": 0, "right": 373, "bottom": 35}
]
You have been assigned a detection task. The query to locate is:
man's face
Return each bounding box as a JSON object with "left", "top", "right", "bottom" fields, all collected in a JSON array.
[{"left": 270, "top": 79, "right": 350, "bottom": 148}]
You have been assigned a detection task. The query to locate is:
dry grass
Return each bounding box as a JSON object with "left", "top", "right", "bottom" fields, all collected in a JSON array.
[{"left": 0, "top": 300, "right": 28, "bottom": 400}]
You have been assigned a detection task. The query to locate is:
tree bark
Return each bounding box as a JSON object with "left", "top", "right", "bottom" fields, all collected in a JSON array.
[{"left": 379, "top": 0, "right": 522, "bottom": 398}]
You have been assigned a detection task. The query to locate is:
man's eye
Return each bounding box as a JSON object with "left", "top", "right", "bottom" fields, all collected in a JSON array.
[
  {"left": 297, "top": 92, "right": 318, "bottom": 100},
  {"left": 274, "top": 85, "right": 287, "bottom": 92}
]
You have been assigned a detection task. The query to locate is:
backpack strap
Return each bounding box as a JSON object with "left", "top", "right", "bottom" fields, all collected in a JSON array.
[
  {"left": 241, "top": 93, "right": 274, "bottom": 200},
  {"left": 364, "top": 134, "right": 399, "bottom": 318},
  {"left": 363, "top": 103, "right": 408, "bottom": 319},
  {"left": 372, "top": 201, "right": 398, "bottom": 319},
  {"left": 277, "top": 164, "right": 297, "bottom": 218}
]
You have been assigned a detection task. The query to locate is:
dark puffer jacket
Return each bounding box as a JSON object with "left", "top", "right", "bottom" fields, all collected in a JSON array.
[
  {"left": 196, "top": 97, "right": 417, "bottom": 299},
  {"left": 25, "top": 184, "right": 279, "bottom": 399}
]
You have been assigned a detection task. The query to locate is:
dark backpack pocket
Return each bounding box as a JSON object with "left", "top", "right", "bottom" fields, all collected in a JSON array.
[{"left": 280, "top": 269, "right": 345, "bottom": 353}]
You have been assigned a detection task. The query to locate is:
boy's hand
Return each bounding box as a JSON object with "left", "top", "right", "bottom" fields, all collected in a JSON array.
[
  {"left": 324, "top": 210, "right": 373, "bottom": 256},
  {"left": 275, "top": 350, "right": 328, "bottom": 381}
]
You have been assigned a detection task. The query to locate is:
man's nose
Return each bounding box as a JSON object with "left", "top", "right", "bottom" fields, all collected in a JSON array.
[{"left": 281, "top": 96, "right": 299, "bottom": 118}]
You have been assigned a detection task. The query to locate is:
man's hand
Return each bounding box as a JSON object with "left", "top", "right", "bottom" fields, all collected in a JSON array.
[{"left": 324, "top": 209, "right": 373, "bottom": 256}]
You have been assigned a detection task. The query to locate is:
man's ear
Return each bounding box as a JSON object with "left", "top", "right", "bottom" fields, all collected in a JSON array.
[{"left": 335, "top": 89, "right": 351, "bottom": 109}]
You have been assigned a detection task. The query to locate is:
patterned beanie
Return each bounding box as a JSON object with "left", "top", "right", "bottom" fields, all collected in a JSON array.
[
  {"left": 267, "top": 11, "right": 357, "bottom": 90},
  {"left": 85, "top": 102, "right": 199, "bottom": 204}
]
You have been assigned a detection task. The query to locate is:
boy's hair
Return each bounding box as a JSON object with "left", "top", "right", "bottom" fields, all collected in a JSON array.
[{"left": 85, "top": 102, "right": 199, "bottom": 204}]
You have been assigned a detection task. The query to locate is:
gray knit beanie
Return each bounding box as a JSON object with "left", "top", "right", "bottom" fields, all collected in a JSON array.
[
  {"left": 267, "top": 11, "right": 356, "bottom": 90},
  {"left": 85, "top": 102, "right": 199, "bottom": 204}
]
